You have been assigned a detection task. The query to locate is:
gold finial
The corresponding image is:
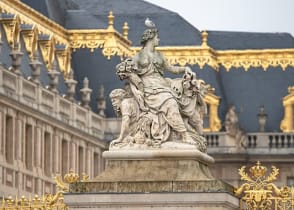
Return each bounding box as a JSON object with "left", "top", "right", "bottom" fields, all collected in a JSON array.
[
  {"left": 123, "top": 22, "right": 129, "bottom": 39},
  {"left": 7, "top": 196, "right": 14, "bottom": 207},
  {"left": 201, "top": 30, "right": 208, "bottom": 47},
  {"left": 108, "top": 11, "right": 114, "bottom": 29},
  {"left": 64, "top": 169, "right": 79, "bottom": 183}
]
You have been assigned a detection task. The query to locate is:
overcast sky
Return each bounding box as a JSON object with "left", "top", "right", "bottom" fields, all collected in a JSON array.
[{"left": 146, "top": 0, "right": 294, "bottom": 36}]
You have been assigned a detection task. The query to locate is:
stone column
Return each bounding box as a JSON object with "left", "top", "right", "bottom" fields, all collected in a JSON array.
[
  {"left": 15, "top": 114, "right": 24, "bottom": 166},
  {"left": 0, "top": 67, "right": 3, "bottom": 94},
  {"left": 35, "top": 121, "right": 42, "bottom": 174},
  {"left": 6, "top": 108, "right": 16, "bottom": 165},
  {"left": 86, "top": 147, "right": 92, "bottom": 176},
  {"left": 53, "top": 130, "right": 61, "bottom": 174},
  {"left": 0, "top": 109, "right": 3, "bottom": 161},
  {"left": 0, "top": 31, "right": 2, "bottom": 65},
  {"left": 80, "top": 146, "right": 86, "bottom": 175},
  {"left": 70, "top": 141, "right": 77, "bottom": 171}
]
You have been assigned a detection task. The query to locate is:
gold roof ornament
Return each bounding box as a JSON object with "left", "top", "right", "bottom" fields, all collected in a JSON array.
[
  {"left": 235, "top": 161, "right": 294, "bottom": 209},
  {"left": 280, "top": 86, "right": 294, "bottom": 132},
  {"left": 123, "top": 22, "right": 129, "bottom": 40},
  {"left": 1, "top": 0, "right": 294, "bottom": 75}
]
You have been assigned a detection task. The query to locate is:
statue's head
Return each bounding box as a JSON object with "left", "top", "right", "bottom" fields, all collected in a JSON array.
[
  {"left": 140, "top": 28, "right": 158, "bottom": 47},
  {"left": 109, "top": 89, "right": 126, "bottom": 116}
]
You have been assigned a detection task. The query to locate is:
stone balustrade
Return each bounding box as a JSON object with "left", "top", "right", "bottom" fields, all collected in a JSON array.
[
  {"left": 0, "top": 65, "right": 113, "bottom": 139},
  {"left": 206, "top": 132, "right": 294, "bottom": 154}
]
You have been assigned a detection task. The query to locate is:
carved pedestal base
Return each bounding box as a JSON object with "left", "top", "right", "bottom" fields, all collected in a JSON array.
[{"left": 64, "top": 149, "right": 239, "bottom": 209}]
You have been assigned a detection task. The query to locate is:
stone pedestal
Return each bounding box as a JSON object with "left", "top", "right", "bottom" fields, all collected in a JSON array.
[{"left": 64, "top": 149, "right": 239, "bottom": 209}]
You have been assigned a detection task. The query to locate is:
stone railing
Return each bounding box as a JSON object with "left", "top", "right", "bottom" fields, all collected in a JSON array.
[
  {"left": 0, "top": 65, "right": 110, "bottom": 140},
  {"left": 206, "top": 132, "right": 294, "bottom": 153}
]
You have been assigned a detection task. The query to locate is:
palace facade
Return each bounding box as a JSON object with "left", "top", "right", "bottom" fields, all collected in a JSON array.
[{"left": 0, "top": 0, "right": 293, "bottom": 198}]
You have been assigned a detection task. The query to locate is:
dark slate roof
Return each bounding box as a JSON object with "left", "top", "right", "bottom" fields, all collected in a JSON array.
[
  {"left": 216, "top": 66, "right": 294, "bottom": 132},
  {"left": 207, "top": 31, "right": 294, "bottom": 50},
  {"left": 16, "top": 0, "right": 294, "bottom": 132},
  {"left": 21, "top": 0, "right": 79, "bottom": 26}
]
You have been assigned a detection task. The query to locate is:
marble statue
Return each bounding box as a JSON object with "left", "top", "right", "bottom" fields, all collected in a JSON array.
[
  {"left": 110, "top": 19, "right": 209, "bottom": 152},
  {"left": 224, "top": 105, "right": 247, "bottom": 149}
]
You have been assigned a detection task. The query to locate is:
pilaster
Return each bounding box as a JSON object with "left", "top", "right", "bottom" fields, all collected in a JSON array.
[
  {"left": 53, "top": 129, "right": 61, "bottom": 174},
  {"left": 35, "top": 120, "right": 42, "bottom": 174},
  {"left": 0, "top": 107, "right": 3, "bottom": 159}
]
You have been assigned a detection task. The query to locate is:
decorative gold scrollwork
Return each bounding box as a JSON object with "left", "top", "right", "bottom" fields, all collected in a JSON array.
[
  {"left": 0, "top": 15, "right": 21, "bottom": 48},
  {"left": 0, "top": 193, "right": 68, "bottom": 210},
  {"left": 56, "top": 47, "right": 71, "bottom": 77},
  {"left": 1, "top": 0, "right": 294, "bottom": 75},
  {"left": 21, "top": 25, "right": 38, "bottom": 59},
  {"left": 235, "top": 161, "right": 294, "bottom": 210},
  {"left": 39, "top": 36, "right": 55, "bottom": 70}
]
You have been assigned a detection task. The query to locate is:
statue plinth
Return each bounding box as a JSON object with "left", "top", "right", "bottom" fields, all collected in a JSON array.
[
  {"left": 69, "top": 149, "right": 234, "bottom": 194},
  {"left": 65, "top": 149, "right": 239, "bottom": 210}
]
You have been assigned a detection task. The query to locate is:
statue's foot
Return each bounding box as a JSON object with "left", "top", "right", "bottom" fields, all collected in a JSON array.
[{"left": 110, "top": 139, "right": 122, "bottom": 147}]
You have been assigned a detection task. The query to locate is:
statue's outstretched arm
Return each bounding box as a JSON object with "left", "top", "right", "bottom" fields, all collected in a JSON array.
[{"left": 163, "top": 57, "right": 193, "bottom": 75}]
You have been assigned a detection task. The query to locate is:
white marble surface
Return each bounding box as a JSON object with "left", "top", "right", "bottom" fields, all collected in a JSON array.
[
  {"left": 64, "top": 192, "right": 239, "bottom": 210},
  {"left": 103, "top": 149, "right": 215, "bottom": 164}
]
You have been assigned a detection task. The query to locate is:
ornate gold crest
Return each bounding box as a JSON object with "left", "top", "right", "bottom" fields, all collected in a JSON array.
[{"left": 235, "top": 161, "right": 294, "bottom": 210}]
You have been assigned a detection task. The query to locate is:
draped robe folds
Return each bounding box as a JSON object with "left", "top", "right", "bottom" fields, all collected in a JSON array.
[{"left": 132, "top": 51, "right": 186, "bottom": 142}]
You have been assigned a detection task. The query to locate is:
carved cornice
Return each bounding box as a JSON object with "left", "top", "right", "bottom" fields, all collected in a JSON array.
[
  {"left": 68, "top": 29, "right": 132, "bottom": 58},
  {"left": 217, "top": 49, "right": 294, "bottom": 71}
]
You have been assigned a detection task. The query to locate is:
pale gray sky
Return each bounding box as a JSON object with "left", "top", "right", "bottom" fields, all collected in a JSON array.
[{"left": 146, "top": 0, "right": 294, "bottom": 36}]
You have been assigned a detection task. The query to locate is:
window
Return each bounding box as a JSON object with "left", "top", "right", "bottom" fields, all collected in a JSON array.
[
  {"left": 94, "top": 152, "right": 99, "bottom": 177},
  {"left": 44, "top": 132, "right": 51, "bottom": 176},
  {"left": 78, "top": 146, "right": 84, "bottom": 175},
  {"left": 62, "top": 140, "right": 68, "bottom": 176},
  {"left": 25, "top": 123, "right": 33, "bottom": 169},
  {"left": 5, "top": 115, "right": 13, "bottom": 164}
]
